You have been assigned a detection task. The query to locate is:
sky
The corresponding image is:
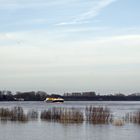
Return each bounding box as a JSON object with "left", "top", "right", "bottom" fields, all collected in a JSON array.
[{"left": 0, "top": 0, "right": 140, "bottom": 94}]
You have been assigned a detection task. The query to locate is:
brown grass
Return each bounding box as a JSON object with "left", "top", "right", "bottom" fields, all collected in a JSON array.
[
  {"left": 41, "top": 106, "right": 112, "bottom": 124},
  {"left": 112, "top": 119, "right": 125, "bottom": 126},
  {"left": 85, "top": 106, "right": 112, "bottom": 124},
  {"left": 41, "top": 107, "right": 84, "bottom": 123},
  {"left": 0, "top": 107, "right": 28, "bottom": 122},
  {"left": 127, "top": 111, "right": 140, "bottom": 124},
  {"left": 0, "top": 106, "right": 139, "bottom": 125},
  {"left": 60, "top": 108, "right": 84, "bottom": 123}
]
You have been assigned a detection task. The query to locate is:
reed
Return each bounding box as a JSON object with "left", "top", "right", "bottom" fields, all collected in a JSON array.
[
  {"left": 60, "top": 108, "right": 84, "bottom": 123},
  {"left": 85, "top": 106, "right": 111, "bottom": 124},
  {"left": 0, "top": 108, "right": 11, "bottom": 120},
  {"left": 125, "top": 112, "right": 132, "bottom": 123},
  {"left": 112, "top": 119, "right": 125, "bottom": 126},
  {"left": 0, "top": 107, "right": 28, "bottom": 122},
  {"left": 1, "top": 106, "right": 140, "bottom": 125},
  {"left": 10, "top": 107, "right": 28, "bottom": 122},
  {"left": 41, "top": 107, "right": 61, "bottom": 121},
  {"left": 41, "top": 107, "right": 84, "bottom": 123},
  {"left": 27, "top": 110, "right": 38, "bottom": 120},
  {"left": 128, "top": 111, "right": 140, "bottom": 124}
]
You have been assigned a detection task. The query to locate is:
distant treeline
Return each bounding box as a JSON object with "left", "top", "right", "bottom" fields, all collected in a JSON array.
[{"left": 0, "top": 90, "right": 140, "bottom": 101}]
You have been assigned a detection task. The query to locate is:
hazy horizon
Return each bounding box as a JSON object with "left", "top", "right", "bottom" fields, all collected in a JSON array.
[{"left": 0, "top": 0, "right": 140, "bottom": 95}]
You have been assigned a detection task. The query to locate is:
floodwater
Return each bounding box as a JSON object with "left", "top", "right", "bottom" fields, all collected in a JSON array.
[{"left": 0, "top": 101, "right": 140, "bottom": 140}]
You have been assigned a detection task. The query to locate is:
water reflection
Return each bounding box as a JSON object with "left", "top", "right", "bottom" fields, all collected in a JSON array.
[{"left": 1, "top": 121, "right": 139, "bottom": 140}]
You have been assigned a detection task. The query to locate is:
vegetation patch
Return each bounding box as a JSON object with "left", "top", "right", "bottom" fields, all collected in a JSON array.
[
  {"left": 41, "top": 107, "right": 84, "bottom": 123},
  {"left": 0, "top": 107, "right": 28, "bottom": 122},
  {"left": 85, "top": 106, "right": 112, "bottom": 124}
]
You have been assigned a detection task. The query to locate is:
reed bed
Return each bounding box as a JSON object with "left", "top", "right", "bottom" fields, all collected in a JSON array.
[
  {"left": 0, "top": 106, "right": 140, "bottom": 125},
  {"left": 127, "top": 111, "right": 140, "bottom": 124},
  {"left": 85, "top": 106, "right": 112, "bottom": 124},
  {"left": 60, "top": 108, "right": 84, "bottom": 123},
  {"left": 10, "top": 107, "right": 28, "bottom": 121},
  {"left": 41, "top": 106, "right": 111, "bottom": 124},
  {"left": 0, "top": 107, "right": 28, "bottom": 122},
  {"left": 41, "top": 107, "right": 61, "bottom": 121},
  {"left": 0, "top": 108, "right": 11, "bottom": 120},
  {"left": 41, "top": 107, "right": 84, "bottom": 123}
]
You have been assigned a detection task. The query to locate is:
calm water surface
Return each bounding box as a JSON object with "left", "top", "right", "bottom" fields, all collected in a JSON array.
[{"left": 0, "top": 101, "right": 140, "bottom": 140}]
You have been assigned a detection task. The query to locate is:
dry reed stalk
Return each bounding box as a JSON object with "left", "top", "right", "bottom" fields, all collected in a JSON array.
[
  {"left": 41, "top": 107, "right": 84, "bottom": 123},
  {"left": 85, "top": 106, "right": 111, "bottom": 124},
  {"left": 0, "top": 107, "right": 28, "bottom": 122},
  {"left": 112, "top": 119, "right": 125, "bottom": 126}
]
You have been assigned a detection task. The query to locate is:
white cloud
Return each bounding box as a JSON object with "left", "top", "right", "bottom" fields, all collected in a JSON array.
[
  {"left": 0, "top": 33, "right": 13, "bottom": 40},
  {"left": 0, "top": 30, "right": 140, "bottom": 93},
  {"left": 0, "top": 30, "right": 140, "bottom": 66},
  {"left": 74, "top": 0, "right": 116, "bottom": 22},
  {"left": 55, "top": 21, "right": 90, "bottom": 26},
  {"left": 57, "top": 0, "right": 116, "bottom": 26}
]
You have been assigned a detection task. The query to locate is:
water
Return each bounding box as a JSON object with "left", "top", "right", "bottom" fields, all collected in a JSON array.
[{"left": 0, "top": 101, "right": 140, "bottom": 140}]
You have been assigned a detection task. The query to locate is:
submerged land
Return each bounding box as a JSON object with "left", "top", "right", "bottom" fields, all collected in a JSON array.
[{"left": 0, "top": 90, "right": 140, "bottom": 101}]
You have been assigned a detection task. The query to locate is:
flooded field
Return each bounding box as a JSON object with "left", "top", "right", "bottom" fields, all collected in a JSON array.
[{"left": 0, "top": 101, "right": 140, "bottom": 140}]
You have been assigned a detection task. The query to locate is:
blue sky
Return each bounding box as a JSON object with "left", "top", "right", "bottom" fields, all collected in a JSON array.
[
  {"left": 0, "top": 0, "right": 140, "bottom": 32},
  {"left": 0, "top": 0, "right": 140, "bottom": 94}
]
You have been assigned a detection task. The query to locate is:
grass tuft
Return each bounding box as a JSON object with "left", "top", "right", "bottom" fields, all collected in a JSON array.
[
  {"left": 85, "top": 106, "right": 112, "bottom": 124},
  {"left": 41, "top": 107, "right": 84, "bottom": 123}
]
